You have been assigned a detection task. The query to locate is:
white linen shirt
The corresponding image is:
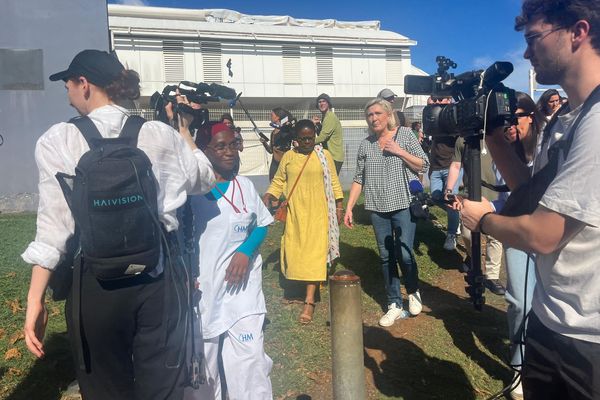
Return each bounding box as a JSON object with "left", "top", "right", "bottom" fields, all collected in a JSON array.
[{"left": 22, "top": 104, "right": 215, "bottom": 270}]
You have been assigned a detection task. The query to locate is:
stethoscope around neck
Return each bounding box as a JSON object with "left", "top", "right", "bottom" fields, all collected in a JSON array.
[{"left": 213, "top": 177, "right": 248, "bottom": 214}]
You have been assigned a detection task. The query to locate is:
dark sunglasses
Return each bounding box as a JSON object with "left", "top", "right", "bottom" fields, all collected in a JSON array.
[{"left": 515, "top": 112, "right": 533, "bottom": 118}]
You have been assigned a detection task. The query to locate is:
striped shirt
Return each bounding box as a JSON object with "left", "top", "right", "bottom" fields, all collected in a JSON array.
[{"left": 354, "top": 126, "right": 429, "bottom": 213}]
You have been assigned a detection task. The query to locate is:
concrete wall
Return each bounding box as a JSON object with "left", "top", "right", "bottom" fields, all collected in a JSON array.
[{"left": 0, "top": 0, "right": 109, "bottom": 210}]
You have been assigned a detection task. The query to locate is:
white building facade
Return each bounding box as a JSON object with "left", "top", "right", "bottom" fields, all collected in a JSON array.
[
  {"left": 108, "top": 5, "right": 428, "bottom": 110},
  {"left": 108, "top": 5, "right": 428, "bottom": 180}
]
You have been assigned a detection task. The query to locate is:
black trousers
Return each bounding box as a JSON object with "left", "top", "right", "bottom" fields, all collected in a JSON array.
[
  {"left": 65, "top": 264, "right": 187, "bottom": 400},
  {"left": 523, "top": 312, "right": 600, "bottom": 400}
]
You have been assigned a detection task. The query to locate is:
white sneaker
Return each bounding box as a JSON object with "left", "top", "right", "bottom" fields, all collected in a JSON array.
[
  {"left": 443, "top": 233, "right": 456, "bottom": 251},
  {"left": 408, "top": 291, "right": 423, "bottom": 316},
  {"left": 378, "top": 304, "right": 409, "bottom": 327}
]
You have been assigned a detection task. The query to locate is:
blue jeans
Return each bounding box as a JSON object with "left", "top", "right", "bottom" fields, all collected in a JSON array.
[
  {"left": 505, "top": 247, "right": 536, "bottom": 367},
  {"left": 429, "top": 168, "right": 460, "bottom": 234},
  {"left": 370, "top": 208, "right": 419, "bottom": 308}
]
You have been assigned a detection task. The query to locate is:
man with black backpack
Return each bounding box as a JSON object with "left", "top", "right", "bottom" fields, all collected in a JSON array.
[
  {"left": 459, "top": 1, "right": 600, "bottom": 399},
  {"left": 22, "top": 49, "right": 215, "bottom": 400}
]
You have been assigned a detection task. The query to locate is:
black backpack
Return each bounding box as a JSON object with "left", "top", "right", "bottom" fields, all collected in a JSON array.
[{"left": 56, "top": 115, "right": 161, "bottom": 280}]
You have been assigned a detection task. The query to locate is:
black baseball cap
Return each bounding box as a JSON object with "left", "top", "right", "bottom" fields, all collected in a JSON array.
[{"left": 49, "top": 49, "right": 124, "bottom": 87}]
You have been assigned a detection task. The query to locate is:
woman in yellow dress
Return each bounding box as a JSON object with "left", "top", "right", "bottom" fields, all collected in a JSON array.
[{"left": 263, "top": 119, "right": 343, "bottom": 323}]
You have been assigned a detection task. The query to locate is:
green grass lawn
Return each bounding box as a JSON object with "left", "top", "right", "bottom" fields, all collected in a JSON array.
[{"left": 0, "top": 203, "right": 512, "bottom": 400}]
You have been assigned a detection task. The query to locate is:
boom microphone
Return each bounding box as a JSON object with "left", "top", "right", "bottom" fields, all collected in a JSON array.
[{"left": 208, "top": 83, "right": 237, "bottom": 100}]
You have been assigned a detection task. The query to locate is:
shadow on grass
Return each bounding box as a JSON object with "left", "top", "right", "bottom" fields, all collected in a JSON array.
[
  {"left": 364, "top": 325, "right": 476, "bottom": 400},
  {"left": 420, "top": 280, "right": 511, "bottom": 383},
  {"left": 6, "top": 332, "right": 75, "bottom": 400},
  {"left": 362, "top": 282, "right": 511, "bottom": 398},
  {"left": 352, "top": 202, "right": 371, "bottom": 226},
  {"left": 414, "top": 216, "right": 464, "bottom": 271},
  {"left": 263, "top": 248, "right": 281, "bottom": 276},
  {"left": 338, "top": 241, "right": 386, "bottom": 308}
]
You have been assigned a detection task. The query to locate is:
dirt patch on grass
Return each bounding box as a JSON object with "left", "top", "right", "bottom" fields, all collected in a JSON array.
[{"left": 302, "top": 264, "right": 510, "bottom": 400}]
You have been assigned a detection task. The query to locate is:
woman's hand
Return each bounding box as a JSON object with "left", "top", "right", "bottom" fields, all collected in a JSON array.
[
  {"left": 382, "top": 137, "right": 404, "bottom": 157},
  {"left": 343, "top": 209, "right": 354, "bottom": 229},
  {"left": 24, "top": 298, "right": 48, "bottom": 358},
  {"left": 165, "top": 102, "right": 175, "bottom": 123},
  {"left": 175, "top": 94, "right": 196, "bottom": 133},
  {"left": 336, "top": 208, "right": 343, "bottom": 225},
  {"left": 225, "top": 252, "right": 250, "bottom": 292},
  {"left": 262, "top": 193, "right": 278, "bottom": 209}
]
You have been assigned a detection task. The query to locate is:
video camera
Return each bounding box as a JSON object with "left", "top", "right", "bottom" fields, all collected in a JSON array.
[
  {"left": 269, "top": 115, "right": 297, "bottom": 151},
  {"left": 404, "top": 56, "right": 517, "bottom": 137},
  {"left": 150, "top": 81, "right": 237, "bottom": 127}
]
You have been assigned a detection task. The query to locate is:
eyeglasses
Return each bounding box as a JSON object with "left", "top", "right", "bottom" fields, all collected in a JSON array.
[
  {"left": 524, "top": 27, "right": 564, "bottom": 47},
  {"left": 296, "top": 136, "right": 315, "bottom": 143},
  {"left": 515, "top": 112, "right": 533, "bottom": 118},
  {"left": 207, "top": 142, "right": 239, "bottom": 153}
]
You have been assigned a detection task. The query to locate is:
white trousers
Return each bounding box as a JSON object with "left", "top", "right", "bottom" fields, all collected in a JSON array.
[{"left": 185, "top": 313, "right": 273, "bottom": 400}]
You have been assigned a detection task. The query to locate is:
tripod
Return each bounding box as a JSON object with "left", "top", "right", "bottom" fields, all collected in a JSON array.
[{"left": 463, "top": 133, "right": 486, "bottom": 311}]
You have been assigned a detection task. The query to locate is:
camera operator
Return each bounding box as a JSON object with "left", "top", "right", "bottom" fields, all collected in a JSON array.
[
  {"left": 459, "top": 1, "right": 600, "bottom": 398},
  {"left": 21, "top": 50, "right": 215, "bottom": 399},
  {"left": 266, "top": 107, "right": 295, "bottom": 181}
]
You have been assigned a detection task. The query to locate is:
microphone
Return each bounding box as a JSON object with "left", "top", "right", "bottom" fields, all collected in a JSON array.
[
  {"left": 409, "top": 180, "right": 425, "bottom": 195},
  {"left": 482, "top": 62, "right": 513, "bottom": 88}
]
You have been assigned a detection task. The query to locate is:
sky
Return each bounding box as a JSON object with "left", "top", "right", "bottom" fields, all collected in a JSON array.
[{"left": 108, "top": 0, "right": 555, "bottom": 96}]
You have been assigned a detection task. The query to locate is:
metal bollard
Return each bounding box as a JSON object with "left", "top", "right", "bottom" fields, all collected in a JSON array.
[{"left": 330, "top": 270, "right": 367, "bottom": 400}]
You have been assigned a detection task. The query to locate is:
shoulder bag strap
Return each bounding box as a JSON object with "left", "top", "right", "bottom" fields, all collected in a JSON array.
[
  {"left": 286, "top": 151, "right": 312, "bottom": 202},
  {"left": 543, "top": 84, "right": 600, "bottom": 155},
  {"left": 560, "top": 84, "right": 600, "bottom": 157},
  {"left": 119, "top": 115, "right": 146, "bottom": 147}
]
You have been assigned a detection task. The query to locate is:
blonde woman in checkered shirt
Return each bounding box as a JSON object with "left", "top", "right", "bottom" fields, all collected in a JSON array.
[{"left": 344, "top": 98, "right": 429, "bottom": 327}]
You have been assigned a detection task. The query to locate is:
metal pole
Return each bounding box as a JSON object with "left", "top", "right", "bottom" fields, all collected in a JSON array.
[{"left": 330, "top": 270, "right": 367, "bottom": 400}]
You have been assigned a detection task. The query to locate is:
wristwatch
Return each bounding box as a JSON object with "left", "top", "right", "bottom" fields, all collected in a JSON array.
[{"left": 444, "top": 188, "right": 453, "bottom": 195}]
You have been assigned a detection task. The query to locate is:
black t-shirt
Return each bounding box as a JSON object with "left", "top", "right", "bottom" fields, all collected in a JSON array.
[{"left": 429, "top": 136, "right": 458, "bottom": 171}]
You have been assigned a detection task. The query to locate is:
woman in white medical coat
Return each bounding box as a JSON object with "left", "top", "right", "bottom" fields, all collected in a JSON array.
[{"left": 186, "top": 122, "right": 273, "bottom": 400}]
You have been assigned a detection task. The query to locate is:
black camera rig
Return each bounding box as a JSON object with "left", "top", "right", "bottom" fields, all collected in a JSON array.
[
  {"left": 405, "top": 57, "right": 518, "bottom": 311},
  {"left": 405, "top": 56, "right": 517, "bottom": 137}
]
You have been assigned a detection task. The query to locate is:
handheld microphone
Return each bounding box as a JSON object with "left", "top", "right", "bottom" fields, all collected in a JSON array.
[{"left": 409, "top": 180, "right": 425, "bottom": 195}]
